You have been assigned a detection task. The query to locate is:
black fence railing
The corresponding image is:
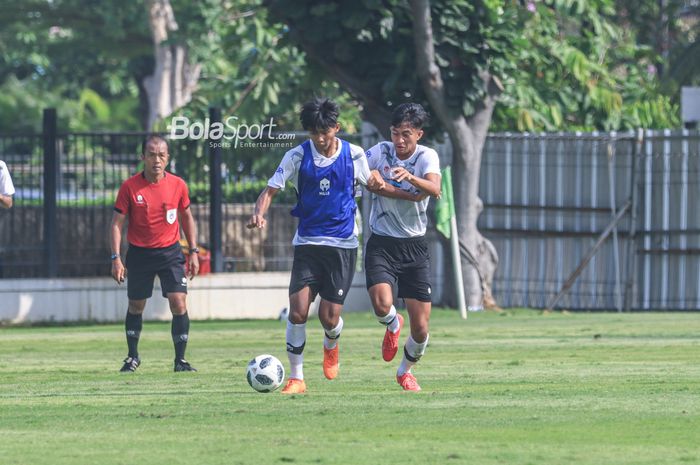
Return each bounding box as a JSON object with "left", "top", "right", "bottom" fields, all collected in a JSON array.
[{"left": 0, "top": 109, "right": 362, "bottom": 278}]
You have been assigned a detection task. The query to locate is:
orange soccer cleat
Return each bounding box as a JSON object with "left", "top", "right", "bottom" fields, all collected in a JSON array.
[
  {"left": 382, "top": 313, "right": 404, "bottom": 362},
  {"left": 396, "top": 372, "right": 421, "bottom": 392},
  {"left": 323, "top": 345, "right": 339, "bottom": 380},
  {"left": 281, "top": 378, "right": 307, "bottom": 394}
]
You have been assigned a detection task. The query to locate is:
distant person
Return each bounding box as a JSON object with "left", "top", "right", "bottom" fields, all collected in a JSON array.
[
  {"left": 110, "top": 136, "right": 200, "bottom": 373},
  {"left": 364, "top": 103, "right": 441, "bottom": 391},
  {"left": 0, "top": 160, "right": 15, "bottom": 209},
  {"left": 247, "top": 98, "right": 384, "bottom": 394}
]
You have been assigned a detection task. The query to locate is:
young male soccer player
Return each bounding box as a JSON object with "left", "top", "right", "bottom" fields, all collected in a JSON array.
[
  {"left": 248, "top": 98, "right": 384, "bottom": 394},
  {"left": 110, "top": 136, "right": 200, "bottom": 373},
  {"left": 0, "top": 160, "right": 15, "bottom": 209},
  {"left": 364, "top": 103, "right": 442, "bottom": 391}
]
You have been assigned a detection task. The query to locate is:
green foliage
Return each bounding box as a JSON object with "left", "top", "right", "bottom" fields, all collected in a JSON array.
[
  {"left": 615, "top": 0, "right": 700, "bottom": 89},
  {"left": 267, "top": 0, "right": 433, "bottom": 131},
  {"left": 162, "top": 0, "right": 362, "bottom": 134},
  {"left": 267, "top": 0, "right": 680, "bottom": 132},
  {"left": 494, "top": 0, "right": 681, "bottom": 131},
  {"left": 0, "top": 0, "right": 686, "bottom": 135},
  {"left": 0, "top": 0, "right": 148, "bottom": 131}
]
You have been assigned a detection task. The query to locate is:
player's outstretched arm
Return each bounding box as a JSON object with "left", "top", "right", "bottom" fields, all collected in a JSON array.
[
  {"left": 110, "top": 212, "right": 127, "bottom": 283},
  {"left": 247, "top": 186, "right": 280, "bottom": 229}
]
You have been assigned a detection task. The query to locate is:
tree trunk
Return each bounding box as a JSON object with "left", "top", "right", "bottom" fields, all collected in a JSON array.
[
  {"left": 143, "top": 0, "right": 201, "bottom": 130},
  {"left": 409, "top": 0, "right": 499, "bottom": 309},
  {"left": 451, "top": 119, "right": 500, "bottom": 310}
]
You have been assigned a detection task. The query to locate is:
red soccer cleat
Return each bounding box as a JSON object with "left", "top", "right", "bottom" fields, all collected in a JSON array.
[
  {"left": 323, "top": 345, "right": 339, "bottom": 380},
  {"left": 396, "top": 372, "right": 421, "bottom": 392},
  {"left": 382, "top": 313, "right": 404, "bottom": 362},
  {"left": 281, "top": 378, "right": 307, "bottom": 394}
]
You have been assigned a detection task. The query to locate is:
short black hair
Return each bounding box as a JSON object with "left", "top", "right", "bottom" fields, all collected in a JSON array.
[
  {"left": 391, "top": 103, "right": 429, "bottom": 129},
  {"left": 141, "top": 135, "right": 168, "bottom": 155},
  {"left": 300, "top": 98, "right": 340, "bottom": 132}
]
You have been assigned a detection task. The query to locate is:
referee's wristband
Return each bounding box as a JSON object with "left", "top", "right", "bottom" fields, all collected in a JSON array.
[{"left": 110, "top": 253, "right": 120, "bottom": 261}]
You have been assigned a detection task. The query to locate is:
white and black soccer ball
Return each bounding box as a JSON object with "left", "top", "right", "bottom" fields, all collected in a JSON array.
[{"left": 246, "top": 354, "right": 285, "bottom": 393}]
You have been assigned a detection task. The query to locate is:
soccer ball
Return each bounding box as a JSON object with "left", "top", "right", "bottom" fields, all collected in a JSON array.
[{"left": 246, "top": 354, "right": 285, "bottom": 393}]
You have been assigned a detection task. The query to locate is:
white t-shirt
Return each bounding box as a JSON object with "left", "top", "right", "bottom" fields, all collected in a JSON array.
[
  {"left": 365, "top": 142, "right": 441, "bottom": 238},
  {"left": 0, "top": 161, "right": 15, "bottom": 196},
  {"left": 267, "top": 138, "right": 370, "bottom": 248}
]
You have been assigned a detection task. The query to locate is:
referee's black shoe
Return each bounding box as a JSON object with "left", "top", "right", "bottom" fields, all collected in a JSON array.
[
  {"left": 174, "top": 359, "right": 197, "bottom": 372},
  {"left": 120, "top": 356, "right": 140, "bottom": 373}
]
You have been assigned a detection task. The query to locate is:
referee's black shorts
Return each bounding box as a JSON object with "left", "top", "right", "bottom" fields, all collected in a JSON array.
[
  {"left": 289, "top": 245, "right": 357, "bottom": 305},
  {"left": 125, "top": 242, "right": 187, "bottom": 300},
  {"left": 364, "top": 233, "right": 432, "bottom": 302}
]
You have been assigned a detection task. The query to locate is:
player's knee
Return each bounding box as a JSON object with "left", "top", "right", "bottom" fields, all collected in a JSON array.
[
  {"left": 318, "top": 313, "right": 339, "bottom": 330},
  {"left": 288, "top": 309, "right": 307, "bottom": 325},
  {"left": 370, "top": 295, "right": 393, "bottom": 315},
  {"left": 168, "top": 296, "right": 187, "bottom": 315},
  {"left": 128, "top": 300, "right": 146, "bottom": 314},
  {"left": 412, "top": 327, "right": 429, "bottom": 343}
]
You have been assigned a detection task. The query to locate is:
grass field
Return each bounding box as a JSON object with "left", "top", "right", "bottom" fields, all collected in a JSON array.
[{"left": 1, "top": 309, "right": 699, "bottom": 465}]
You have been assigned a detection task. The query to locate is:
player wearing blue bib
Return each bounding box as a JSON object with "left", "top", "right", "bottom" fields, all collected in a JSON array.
[{"left": 248, "top": 98, "right": 384, "bottom": 394}]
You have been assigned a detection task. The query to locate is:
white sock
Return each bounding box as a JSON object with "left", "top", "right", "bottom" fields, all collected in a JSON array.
[
  {"left": 377, "top": 305, "right": 400, "bottom": 333},
  {"left": 286, "top": 321, "right": 306, "bottom": 380},
  {"left": 323, "top": 317, "right": 344, "bottom": 349},
  {"left": 397, "top": 334, "right": 429, "bottom": 376}
]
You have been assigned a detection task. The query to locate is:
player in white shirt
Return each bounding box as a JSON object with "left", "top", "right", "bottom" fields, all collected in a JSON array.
[
  {"left": 0, "top": 160, "right": 15, "bottom": 209},
  {"left": 364, "top": 103, "right": 442, "bottom": 391},
  {"left": 248, "top": 98, "right": 384, "bottom": 394}
]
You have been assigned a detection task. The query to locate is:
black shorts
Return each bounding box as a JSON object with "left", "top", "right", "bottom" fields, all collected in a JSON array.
[
  {"left": 125, "top": 242, "right": 187, "bottom": 300},
  {"left": 289, "top": 245, "right": 357, "bottom": 305},
  {"left": 364, "top": 233, "right": 432, "bottom": 302}
]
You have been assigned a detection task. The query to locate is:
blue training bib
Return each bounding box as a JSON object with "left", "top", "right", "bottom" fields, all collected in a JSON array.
[{"left": 290, "top": 140, "right": 356, "bottom": 238}]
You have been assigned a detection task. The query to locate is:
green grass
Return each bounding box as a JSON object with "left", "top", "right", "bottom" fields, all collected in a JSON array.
[{"left": 1, "top": 309, "right": 699, "bottom": 465}]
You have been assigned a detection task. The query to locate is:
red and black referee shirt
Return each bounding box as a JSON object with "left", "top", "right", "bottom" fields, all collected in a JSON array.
[{"left": 114, "top": 171, "right": 191, "bottom": 249}]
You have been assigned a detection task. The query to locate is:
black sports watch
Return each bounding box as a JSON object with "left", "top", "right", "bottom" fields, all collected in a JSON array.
[
  {"left": 110, "top": 253, "right": 120, "bottom": 261},
  {"left": 189, "top": 247, "right": 200, "bottom": 254}
]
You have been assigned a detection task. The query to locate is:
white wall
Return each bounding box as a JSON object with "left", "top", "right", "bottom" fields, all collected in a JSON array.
[{"left": 0, "top": 273, "right": 373, "bottom": 324}]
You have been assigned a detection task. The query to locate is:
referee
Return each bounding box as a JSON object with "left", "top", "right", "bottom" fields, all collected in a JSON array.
[{"left": 110, "top": 136, "right": 200, "bottom": 373}]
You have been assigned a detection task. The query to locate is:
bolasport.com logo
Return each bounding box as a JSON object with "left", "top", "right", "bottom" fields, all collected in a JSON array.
[{"left": 168, "top": 116, "right": 296, "bottom": 149}]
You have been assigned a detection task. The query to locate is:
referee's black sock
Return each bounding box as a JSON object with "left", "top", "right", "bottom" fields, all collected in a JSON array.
[
  {"left": 172, "top": 312, "right": 190, "bottom": 361},
  {"left": 125, "top": 311, "right": 142, "bottom": 359}
]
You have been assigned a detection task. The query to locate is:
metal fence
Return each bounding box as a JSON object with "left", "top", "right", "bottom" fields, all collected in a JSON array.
[
  {"left": 2, "top": 109, "right": 700, "bottom": 310},
  {"left": 479, "top": 130, "right": 700, "bottom": 310},
  {"left": 0, "top": 109, "right": 361, "bottom": 278}
]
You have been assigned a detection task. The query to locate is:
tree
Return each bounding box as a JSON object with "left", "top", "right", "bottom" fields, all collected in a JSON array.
[
  {"left": 0, "top": 0, "right": 151, "bottom": 131},
  {"left": 143, "top": 0, "right": 203, "bottom": 130},
  {"left": 0, "top": 0, "right": 348, "bottom": 132},
  {"left": 266, "top": 0, "right": 680, "bottom": 308},
  {"left": 409, "top": 0, "right": 501, "bottom": 308}
]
